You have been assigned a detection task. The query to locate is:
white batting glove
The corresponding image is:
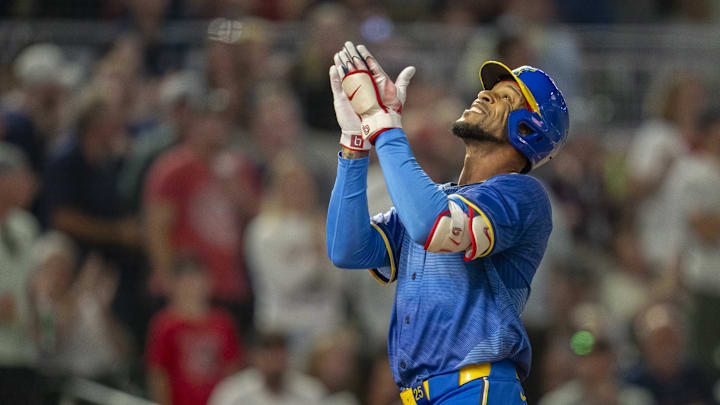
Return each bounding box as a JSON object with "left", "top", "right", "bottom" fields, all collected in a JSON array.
[
  {"left": 335, "top": 41, "right": 415, "bottom": 144},
  {"left": 330, "top": 65, "right": 369, "bottom": 152}
]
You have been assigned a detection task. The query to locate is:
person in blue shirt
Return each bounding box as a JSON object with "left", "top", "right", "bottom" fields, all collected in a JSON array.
[{"left": 326, "top": 42, "right": 569, "bottom": 404}]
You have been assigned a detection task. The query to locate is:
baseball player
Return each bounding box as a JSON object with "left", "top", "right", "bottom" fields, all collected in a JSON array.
[{"left": 326, "top": 41, "right": 568, "bottom": 404}]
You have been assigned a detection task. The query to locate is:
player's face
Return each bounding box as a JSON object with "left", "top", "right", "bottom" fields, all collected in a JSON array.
[{"left": 456, "top": 81, "right": 527, "bottom": 141}]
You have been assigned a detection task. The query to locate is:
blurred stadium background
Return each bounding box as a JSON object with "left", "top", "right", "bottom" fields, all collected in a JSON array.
[{"left": 1, "top": 0, "right": 719, "bottom": 404}]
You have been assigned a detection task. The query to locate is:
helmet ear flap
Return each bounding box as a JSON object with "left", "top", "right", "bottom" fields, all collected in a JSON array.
[{"left": 507, "top": 109, "right": 553, "bottom": 170}]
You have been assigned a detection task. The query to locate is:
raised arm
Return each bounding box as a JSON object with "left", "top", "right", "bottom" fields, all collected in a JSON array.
[
  {"left": 373, "top": 129, "right": 448, "bottom": 243},
  {"left": 333, "top": 42, "right": 446, "bottom": 243},
  {"left": 325, "top": 63, "right": 390, "bottom": 269},
  {"left": 326, "top": 154, "right": 390, "bottom": 269}
]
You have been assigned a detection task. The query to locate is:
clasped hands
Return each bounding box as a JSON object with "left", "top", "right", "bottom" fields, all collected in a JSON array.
[{"left": 330, "top": 41, "right": 415, "bottom": 152}]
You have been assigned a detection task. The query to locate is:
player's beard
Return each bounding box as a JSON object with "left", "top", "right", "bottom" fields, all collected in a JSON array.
[{"left": 451, "top": 121, "right": 505, "bottom": 145}]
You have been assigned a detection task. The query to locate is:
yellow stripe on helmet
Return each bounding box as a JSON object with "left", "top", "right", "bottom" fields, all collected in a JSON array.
[{"left": 479, "top": 60, "right": 542, "bottom": 118}]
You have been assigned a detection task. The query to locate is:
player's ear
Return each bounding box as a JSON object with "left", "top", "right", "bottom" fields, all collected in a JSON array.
[{"left": 518, "top": 123, "right": 532, "bottom": 136}]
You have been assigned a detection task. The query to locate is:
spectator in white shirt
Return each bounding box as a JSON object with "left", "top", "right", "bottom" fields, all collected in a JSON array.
[
  {"left": 626, "top": 70, "right": 706, "bottom": 271},
  {"left": 208, "top": 332, "right": 326, "bottom": 405},
  {"left": 245, "top": 154, "right": 344, "bottom": 366},
  {"left": 0, "top": 143, "right": 41, "bottom": 403},
  {"left": 663, "top": 109, "right": 720, "bottom": 372}
]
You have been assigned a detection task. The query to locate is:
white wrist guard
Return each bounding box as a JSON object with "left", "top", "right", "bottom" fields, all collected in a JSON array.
[
  {"left": 339, "top": 130, "right": 370, "bottom": 152},
  {"left": 360, "top": 111, "right": 402, "bottom": 144}
]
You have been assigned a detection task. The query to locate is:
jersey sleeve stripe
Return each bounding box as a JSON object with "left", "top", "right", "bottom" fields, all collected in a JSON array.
[
  {"left": 368, "top": 221, "right": 397, "bottom": 285},
  {"left": 368, "top": 268, "right": 390, "bottom": 284},
  {"left": 450, "top": 194, "right": 495, "bottom": 258},
  {"left": 467, "top": 205, "right": 477, "bottom": 260}
]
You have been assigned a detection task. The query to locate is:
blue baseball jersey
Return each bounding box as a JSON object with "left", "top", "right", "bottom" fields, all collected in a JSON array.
[{"left": 369, "top": 174, "right": 552, "bottom": 388}]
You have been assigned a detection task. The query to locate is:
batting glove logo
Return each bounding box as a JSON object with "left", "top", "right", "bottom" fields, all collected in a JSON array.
[
  {"left": 362, "top": 124, "right": 370, "bottom": 136},
  {"left": 351, "top": 134, "right": 363, "bottom": 148}
]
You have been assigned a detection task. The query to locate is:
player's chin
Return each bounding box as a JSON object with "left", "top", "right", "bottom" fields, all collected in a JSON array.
[
  {"left": 451, "top": 120, "right": 504, "bottom": 144},
  {"left": 451, "top": 120, "right": 478, "bottom": 139}
]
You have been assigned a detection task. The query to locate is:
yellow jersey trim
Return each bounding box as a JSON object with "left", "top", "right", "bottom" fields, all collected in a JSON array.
[
  {"left": 368, "top": 221, "right": 397, "bottom": 285},
  {"left": 449, "top": 194, "right": 495, "bottom": 257}
]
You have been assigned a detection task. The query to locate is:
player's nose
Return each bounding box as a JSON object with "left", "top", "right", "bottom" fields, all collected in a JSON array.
[{"left": 477, "top": 90, "right": 494, "bottom": 104}]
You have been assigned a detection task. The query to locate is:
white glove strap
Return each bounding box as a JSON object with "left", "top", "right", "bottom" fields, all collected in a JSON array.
[
  {"left": 339, "top": 131, "right": 370, "bottom": 151},
  {"left": 361, "top": 111, "right": 402, "bottom": 143}
]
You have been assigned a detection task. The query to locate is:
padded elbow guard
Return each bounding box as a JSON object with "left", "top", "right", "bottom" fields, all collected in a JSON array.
[{"left": 424, "top": 196, "right": 494, "bottom": 261}]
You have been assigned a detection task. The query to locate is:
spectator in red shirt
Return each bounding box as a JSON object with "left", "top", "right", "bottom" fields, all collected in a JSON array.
[
  {"left": 144, "top": 110, "right": 259, "bottom": 331},
  {"left": 146, "top": 255, "right": 244, "bottom": 405}
]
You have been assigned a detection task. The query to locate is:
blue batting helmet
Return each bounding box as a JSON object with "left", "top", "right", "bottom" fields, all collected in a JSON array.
[{"left": 479, "top": 61, "right": 569, "bottom": 171}]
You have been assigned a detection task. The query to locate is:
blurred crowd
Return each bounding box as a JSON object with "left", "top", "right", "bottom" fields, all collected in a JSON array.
[
  {"left": 1, "top": 0, "right": 719, "bottom": 23},
  {"left": 0, "top": 1, "right": 719, "bottom": 405}
]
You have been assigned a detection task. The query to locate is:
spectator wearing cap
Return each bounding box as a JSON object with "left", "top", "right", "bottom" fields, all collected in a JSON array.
[
  {"left": 625, "top": 303, "right": 716, "bottom": 405},
  {"left": 3, "top": 43, "right": 80, "bottom": 170},
  {"left": 0, "top": 142, "right": 42, "bottom": 404},
  {"left": 2, "top": 43, "right": 77, "bottom": 170}
]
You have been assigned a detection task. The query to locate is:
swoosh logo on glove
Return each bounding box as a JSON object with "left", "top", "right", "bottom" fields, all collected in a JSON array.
[{"left": 348, "top": 85, "right": 361, "bottom": 100}]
